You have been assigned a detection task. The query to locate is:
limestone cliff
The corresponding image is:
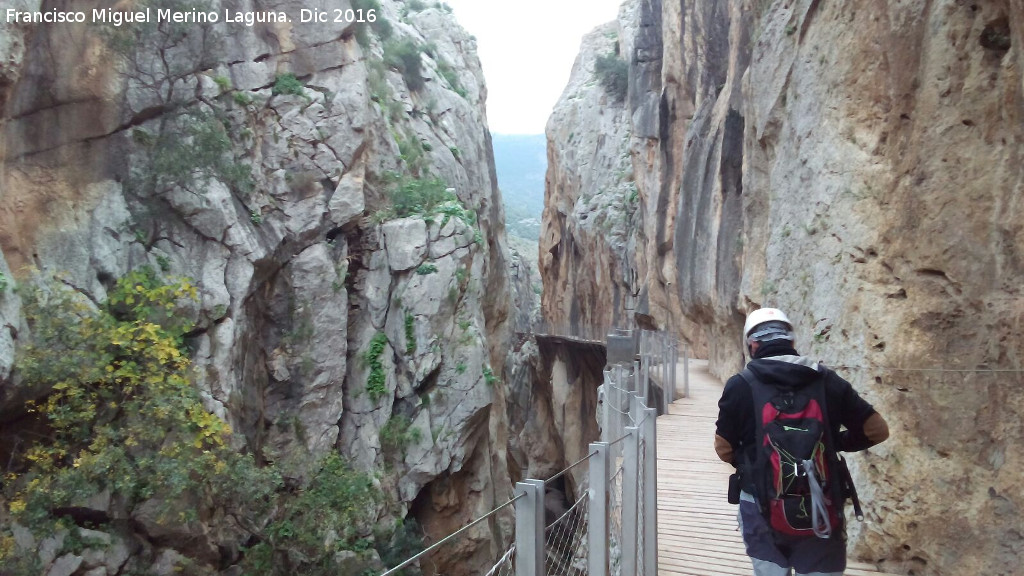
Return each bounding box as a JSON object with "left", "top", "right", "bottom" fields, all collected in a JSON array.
[
  {"left": 540, "top": 22, "right": 636, "bottom": 334},
  {"left": 0, "top": 0, "right": 518, "bottom": 573},
  {"left": 544, "top": 0, "right": 1024, "bottom": 574}
]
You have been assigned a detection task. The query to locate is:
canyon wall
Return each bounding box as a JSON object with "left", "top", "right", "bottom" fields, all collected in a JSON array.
[
  {"left": 543, "top": 0, "right": 1024, "bottom": 574},
  {"left": 0, "top": 0, "right": 554, "bottom": 573}
]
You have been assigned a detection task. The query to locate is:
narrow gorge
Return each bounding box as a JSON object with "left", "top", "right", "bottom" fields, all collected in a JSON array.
[
  {"left": 542, "top": 0, "right": 1023, "bottom": 574},
  {"left": 0, "top": 1, "right": 589, "bottom": 574},
  {"left": 1, "top": 0, "right": 1021, "bottom": 575}
]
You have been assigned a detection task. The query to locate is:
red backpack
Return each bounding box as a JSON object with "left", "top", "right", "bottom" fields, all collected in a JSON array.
[{"left": 739, "top": 368, "right": 844, "bottom": 538}]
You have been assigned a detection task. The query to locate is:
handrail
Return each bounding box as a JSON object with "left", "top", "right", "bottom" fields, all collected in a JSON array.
[
  {"left": 545, "top": 450, "right": 599, "bottom": 486},
  {"left": 608, "top": 430, "right": 634, "bottom": 447}
]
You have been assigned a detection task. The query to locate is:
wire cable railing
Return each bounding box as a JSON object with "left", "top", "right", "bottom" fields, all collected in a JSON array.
[
  {"left": 379, "top": 329, "right": 675, "bottom": 576},
  {"left": 380, "top": 493, "right": 522, "bottom": 576},
  {"left": 486, "top": 546, "right": 516, "bottom": 576},
  {"left": 544, "top": 483, "right": 590, "bottom": 576}
]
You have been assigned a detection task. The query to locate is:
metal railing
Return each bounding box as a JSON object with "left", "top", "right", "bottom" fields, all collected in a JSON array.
[
  {"left": 638, "top": 330, "right": 687, "bottom": 406},
  {"left": 381, "top": 330, "right": 675, "bottom": 576}
]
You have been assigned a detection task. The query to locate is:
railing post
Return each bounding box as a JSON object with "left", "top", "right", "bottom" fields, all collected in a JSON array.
[
  {"left": 633, "top": 360, "right": 640, "bottom": 398},
  {"left": 642, "top": 406, "right": 658, "bottom": 575},
  {"left": 515, "top": 479, "right": 545, "bottom": 576},
  {"left": 602, "top": 369, "right": 612, "bottom": 443},
  {"left": 642, "top": 345, "right": 651, "bottom": 408},
  {"left": 683, "top": 345, "right": 690, "bottom": 398},
  {"left": 662, "top": 335, "right": 669, "bottom": 405},
  {"left": 621, "top": 426, "right": 639, "bottom": 576},
  {"left": 588, "top": 442, "right": 610, "bottom": 576},
  {"left": 670, "top": 339, "right": 678, "bottom": 402},
  {"left": 663, "top": 337, "right": 671, "bottom": 408},
  {"left": 616, "top": 364, "right": 626, "bottom": 454},
  {"left": 630, "top": 386, "right": 642, "bottom": 425}
]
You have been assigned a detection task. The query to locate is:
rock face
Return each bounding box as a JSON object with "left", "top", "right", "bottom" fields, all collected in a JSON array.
[
  {"left": 541, "top": 22, "right": 637, "bottom": 334},
  {"left": 0, "top": 0, "right": 522, "bottom": 573},
  {"left": 543, "top": 0, "right": 1024, "bottom": 574}
]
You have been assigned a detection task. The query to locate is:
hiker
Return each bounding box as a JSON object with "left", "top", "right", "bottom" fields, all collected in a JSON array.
[{"left": 714, "top": 308, "right": 890, "bottom": 576}]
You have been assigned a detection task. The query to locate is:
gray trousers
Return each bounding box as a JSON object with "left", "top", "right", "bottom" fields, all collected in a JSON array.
[{"left": 738, "top": 492, "right": 844, "bottom": 576}]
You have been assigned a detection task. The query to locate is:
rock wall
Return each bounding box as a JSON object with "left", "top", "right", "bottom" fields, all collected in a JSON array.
[
  {"left": 540, "top": 22, "right": 636, "bottom": 333},
  {"left": 543, "top": 0, "right": 1024, "bottom": 574},
  {"left": 0, "top": 0, "right": 523, "bottom": 573}
]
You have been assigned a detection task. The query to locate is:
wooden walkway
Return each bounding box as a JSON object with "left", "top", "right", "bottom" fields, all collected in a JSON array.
[{"left": 656, "top": 359, "right": 900, "bottom": 576}]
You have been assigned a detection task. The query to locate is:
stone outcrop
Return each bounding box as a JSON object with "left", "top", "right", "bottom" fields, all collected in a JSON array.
[
  {"left": 0, "top": 0, "right": 518, "bottom": 573},
  {"left": 540, "top": 22, "right": 636, "bottom": 334},
  {"left": 543, "top": 0, "right": 1024, "bottom": 574}
]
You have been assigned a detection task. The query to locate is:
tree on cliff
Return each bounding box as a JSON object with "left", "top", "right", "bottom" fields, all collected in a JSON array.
[
  {"left": 103, "top": 0, "right": 253, "bottom": 202},
  {"left": 0, "top": 268, "right": 411, "bottom": 574}
]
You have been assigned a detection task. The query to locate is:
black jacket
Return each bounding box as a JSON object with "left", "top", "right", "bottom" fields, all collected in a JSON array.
[{"left": 716, "top": 355, "right": 878, "bottom": 467}]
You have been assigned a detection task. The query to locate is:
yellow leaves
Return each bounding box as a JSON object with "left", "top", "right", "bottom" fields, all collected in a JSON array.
[
  {"left": 12, "top": 268, "right": 244, "bottom": 528},
  {"left": 8, "top": 499, "right": 26, "bottom": 514}
]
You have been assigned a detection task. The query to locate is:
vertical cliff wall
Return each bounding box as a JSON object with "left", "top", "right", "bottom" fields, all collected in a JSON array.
[
  {"left": 540, "top": 22, "right": 636, "bottom": 332},
  {"left": 0, "top": 0, "right": 524, "bottom": 573},
  {"left": 543, "top": 0, "right": 1024, "bottom": 574}
]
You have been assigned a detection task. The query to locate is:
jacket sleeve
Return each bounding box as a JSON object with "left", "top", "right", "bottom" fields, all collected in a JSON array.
[
  {"left": 833, "top": 373, "right": 890, "bottom": 451},
  {"left": 715, "top": 375, "right": 748, "bottom": 465}
]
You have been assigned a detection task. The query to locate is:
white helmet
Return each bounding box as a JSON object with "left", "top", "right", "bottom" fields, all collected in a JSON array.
[{"left": 743, "top": 308, "right": 794, "bottom": 342}]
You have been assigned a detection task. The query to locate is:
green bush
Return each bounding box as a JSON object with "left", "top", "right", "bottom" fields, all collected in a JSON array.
[
  {"left": 272, "top": 73, "right": 306, "bottom": 97},
  {"left": 130, "top": 109, "right": 254, "bottom": 197},
  {"left": 594, "top": 52, "right": 628, "bottom": 102},
  {"left": 352, "top": 0, "right": 392, "bottom": 46},
  {"left": 404, "top": 312, "right": 417, "bottom": 354},
  {"left": 387, "top": 175, "right": 453, "bottom": 218},
  {"left": 364, "top": 332, "right": 390, "bottom": 401},
  {"left": 213, "top": 75, "right": 231, "bottom": 91},
  {"left": 384, "top": 38, "right": 425, "bottom": 91},
  {"left": 239, "top": 454, "right": 381, "bottom": 576},
  {"left": 396, "top": 131, "right": 427, "bottom": 173},
  {"left": 1, "top": 268, "right": 267, "bottom": 543},
  {"left": 437, "top": 60, "right": 467, "bottom": 98},
  {"left": 380, "top": 416, "right": 422, "bottom": 458},
  {"left": 483, "top": 366, "right": 498, "bottom": 386},
  {"left": 415, "top": 263, "right": 438, "bottom": 276}
]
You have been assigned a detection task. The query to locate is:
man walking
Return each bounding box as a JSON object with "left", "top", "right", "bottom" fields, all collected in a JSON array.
[{"left": 715, "top": 308, "right": 890, "bottom": 576}]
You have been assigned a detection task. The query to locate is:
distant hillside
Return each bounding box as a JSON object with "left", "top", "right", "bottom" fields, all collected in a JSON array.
[{"left": 492, "top": 133, "right": 546, "bottom": 239}]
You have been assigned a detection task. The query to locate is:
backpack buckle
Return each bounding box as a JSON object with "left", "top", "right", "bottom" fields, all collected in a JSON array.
[{"left": 791, "top": 462, "right": 806, "bottom": 478}]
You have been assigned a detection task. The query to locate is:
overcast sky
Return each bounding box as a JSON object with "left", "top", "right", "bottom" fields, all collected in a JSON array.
[{"left": 442, "top": 0, "right": 625, "bottom": 135}]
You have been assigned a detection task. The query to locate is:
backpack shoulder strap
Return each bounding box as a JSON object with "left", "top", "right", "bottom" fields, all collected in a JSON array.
[
  {"left": 736, "top": 367, "right": 772, "bottom": 508},
  {"left": 816, "top": 365, "right": 864, "bottom": 523},
  {"left": 738, "top": 367, "right": 776, "bottom": 430}
]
